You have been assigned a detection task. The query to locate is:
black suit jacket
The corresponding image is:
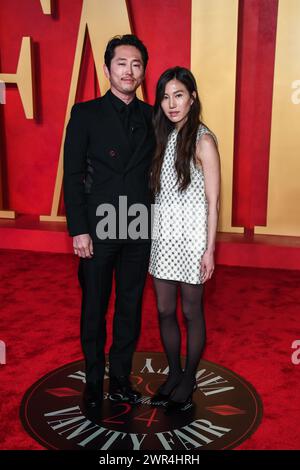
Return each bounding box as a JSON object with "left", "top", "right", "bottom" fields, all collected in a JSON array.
[{"left": 63, "top": 91, "right": 155, "bottom": 243}]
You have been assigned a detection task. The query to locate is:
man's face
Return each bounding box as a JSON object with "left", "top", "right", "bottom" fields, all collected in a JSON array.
[{"left": 104, "top": 45, "right": 145, "bottom": 96}]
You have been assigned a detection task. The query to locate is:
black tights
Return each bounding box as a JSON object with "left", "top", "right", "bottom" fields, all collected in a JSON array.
[{"left": 153, "top": 277, "right": 206, "bottom": 402}]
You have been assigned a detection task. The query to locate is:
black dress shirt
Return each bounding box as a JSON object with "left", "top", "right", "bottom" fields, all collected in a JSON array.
[{"left": 108, "top": 90, "right": 145, "bottom": 157}]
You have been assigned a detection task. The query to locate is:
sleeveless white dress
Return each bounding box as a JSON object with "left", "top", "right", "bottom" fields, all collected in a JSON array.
[{"left": 148, "top": 124, "right": 217, "bottom": 285}]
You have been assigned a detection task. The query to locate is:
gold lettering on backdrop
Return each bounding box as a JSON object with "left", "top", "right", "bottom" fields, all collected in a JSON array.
[
  {"left": 256, "top": 0, "right": 300, "bottom": 236},
  {"left": 40, "top": 0, "right": 52, "bottom": 15},
  {"left": 191, "top": 0, "right": 242, "bottom": 233},
  {"left": 40, "top": 0, "right": 133, "bottom": 222},
  {"left": 291, "top": 80, "right": 300, "bottom": 105},
  {"left": 0, "top": 36, "right": 35, "bottom": 219},
  {"left": 0, "top": 37, "right": 34, "bottom": 119}
]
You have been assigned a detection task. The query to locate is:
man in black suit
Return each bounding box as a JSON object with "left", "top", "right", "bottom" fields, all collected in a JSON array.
[{"left": 63, "top": 35, "right": 155, "bottom": 408}]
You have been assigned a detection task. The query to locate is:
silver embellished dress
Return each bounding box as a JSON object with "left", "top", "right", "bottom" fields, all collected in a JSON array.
[{"left": 149, "top": 124, "right": 217, "bottom": 285}]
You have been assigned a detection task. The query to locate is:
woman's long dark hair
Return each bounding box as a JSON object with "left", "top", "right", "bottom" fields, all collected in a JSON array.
[{"left": 150, "top": 66, "right": 203, "bottom": 193}]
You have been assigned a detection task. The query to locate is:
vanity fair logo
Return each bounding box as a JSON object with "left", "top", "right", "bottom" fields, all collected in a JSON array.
[
  {"left": 20, "top": 353, "right": 262, "bottom": 451},
  {"left": 0, "top": 340, "right": 6, "bottom": 364},
  {"left": 291, "top": 340, "right": 300, "bottom": 365}
]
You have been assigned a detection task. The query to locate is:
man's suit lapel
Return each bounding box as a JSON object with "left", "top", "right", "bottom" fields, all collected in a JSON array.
[
  {"left": 96, "top": 92, "right": 131, "bottom": 173},
  {"left": 124, "top": 100, "right": 151, "bottom": 173}
]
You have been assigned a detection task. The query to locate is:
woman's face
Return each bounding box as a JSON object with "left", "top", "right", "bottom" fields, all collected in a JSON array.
[{"left": 161, "top": 79, "right": 195, "bottom": 129}]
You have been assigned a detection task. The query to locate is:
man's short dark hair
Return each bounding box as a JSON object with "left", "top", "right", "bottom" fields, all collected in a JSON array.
[{"left": 104, "top": 34, "right": 149, "bottom": 71}]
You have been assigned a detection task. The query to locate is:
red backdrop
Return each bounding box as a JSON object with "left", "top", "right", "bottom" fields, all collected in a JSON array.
[{"left": 0, "top": 0, "right": 279, "bottom": 232}]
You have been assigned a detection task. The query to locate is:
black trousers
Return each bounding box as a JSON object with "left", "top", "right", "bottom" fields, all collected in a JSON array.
[{"left": 78, "top": 242, "right": 150, "bottom": 384}]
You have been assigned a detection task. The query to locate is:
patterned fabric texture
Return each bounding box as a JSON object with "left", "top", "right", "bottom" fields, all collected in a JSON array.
[{"left": 149, "top": 124, "right": 217, "bottom": 284}]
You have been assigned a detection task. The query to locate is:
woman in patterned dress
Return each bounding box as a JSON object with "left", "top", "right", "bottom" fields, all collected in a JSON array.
[{"left": 148, "top": 67, "right": 220, "bottom": 412}]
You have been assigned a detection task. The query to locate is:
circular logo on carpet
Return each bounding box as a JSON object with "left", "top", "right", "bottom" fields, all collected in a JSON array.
[{"left": 20, "top": 353, "right": 262, "bottom": 450}]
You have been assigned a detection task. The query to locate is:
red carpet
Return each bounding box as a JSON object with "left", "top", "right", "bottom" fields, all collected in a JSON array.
[{"left": 0, "top": 248, "right": 299, "bottom": 450}]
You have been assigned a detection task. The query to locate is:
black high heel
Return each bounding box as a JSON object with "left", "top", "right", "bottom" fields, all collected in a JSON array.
[
  {"left": 165, "top": 382, "right": 197, "bottom": 414},
  {"left": 150, "top": 376, "right": 183, "bottom": 407}
]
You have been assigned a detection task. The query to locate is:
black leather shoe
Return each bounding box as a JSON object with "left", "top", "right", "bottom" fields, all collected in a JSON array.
[
  {"left": 109, "top": 376, "right": 141, "bottom": 403},
  {"left": 150, "top": 376, "right": 183, "bottom": 407},
  {"left": 164, "top": 383, "right": 197, "bottom": 414},
  {"left": 83, "top": 382, "right": 103, "bottom": 409},
  {"left": 164, "top": 395, "right": 194, "bottom": 414}
]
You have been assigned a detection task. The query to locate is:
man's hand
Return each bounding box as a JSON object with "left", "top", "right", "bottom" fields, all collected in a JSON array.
[{"left": 73, "top": 234, "right": 94, "bottom": 258}]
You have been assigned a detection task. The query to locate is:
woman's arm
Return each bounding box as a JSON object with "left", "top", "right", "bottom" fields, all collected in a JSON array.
[{"left": 196, "top": 133, "right": 221, "bottom": 282}]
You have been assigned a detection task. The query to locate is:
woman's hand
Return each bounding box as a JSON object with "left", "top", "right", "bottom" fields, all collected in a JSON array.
[{"left": 200, "top": 250, "right": 215, "bottom": 283}]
